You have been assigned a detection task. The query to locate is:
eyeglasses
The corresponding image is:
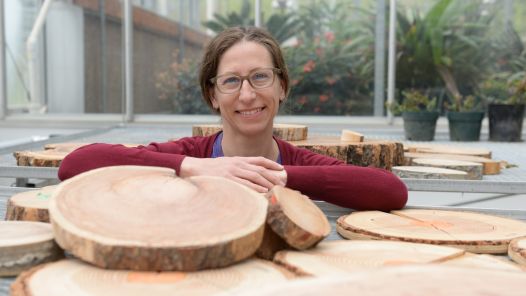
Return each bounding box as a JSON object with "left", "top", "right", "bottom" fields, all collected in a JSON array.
[{"left": 211, "top": 68, "right": 282, "bottom": 94}]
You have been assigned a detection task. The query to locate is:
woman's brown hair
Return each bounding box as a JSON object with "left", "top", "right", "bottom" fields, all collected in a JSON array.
[{"left": 199, "top": 26, "right": 290, "bottom": 113}]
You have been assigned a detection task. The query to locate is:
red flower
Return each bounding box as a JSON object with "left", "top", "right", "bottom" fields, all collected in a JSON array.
[
  {"left": 303, "top": 60, "right": 316, "bottom": 73},
  {"left": 319, "top": 94, "right": 329, "bottom": 103}
]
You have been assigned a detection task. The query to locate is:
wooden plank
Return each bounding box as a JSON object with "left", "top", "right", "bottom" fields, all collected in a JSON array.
[
  {"left": 403, "top": 152, "right": 501, "bottom": 175},
  {"left": 405, "top": 144, "right": 492, "bottom": 158},
  {"left": 411, "top": 158, "right": 483, "bottom": 180},
  {"left": 392, "top": 166, "right": 468, "bottom": 179}
]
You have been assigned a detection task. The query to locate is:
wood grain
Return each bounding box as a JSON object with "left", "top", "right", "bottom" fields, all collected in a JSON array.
[
  {"left": 392, "top": 166, "right": 468, "bottom": 179},
  {"left": 192, "top": 124, "right": 308, "bottom": 141},
  {"left": 336, "top": 209, "right": 526, "bottom": 254},
  {"left": 5, "top": 186, "right": 57, "bottom": 222},
  {"left": 403, "top": 152, "right": 501, "bottom": 175},
  {"left": 49, "top": 166, "right": 268, "bottom": 271},
  {"left": 405, "top": 144, "right": 492, "bottom": 158},
  {"left": 411, "top": 158, "right": 483, "bottom": 180}
]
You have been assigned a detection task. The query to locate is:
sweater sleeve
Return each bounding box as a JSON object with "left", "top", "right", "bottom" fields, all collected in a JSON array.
[
  {"left": 284, "top": 165, "right": 408, "bottom": 211},
  {"left": 57, "top": 137, "right": 213, "bottom": 181}
]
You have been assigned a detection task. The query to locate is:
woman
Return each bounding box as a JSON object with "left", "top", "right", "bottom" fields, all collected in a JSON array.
[{"left": 58, "top": 26, "right": 407, "bottom": 211}]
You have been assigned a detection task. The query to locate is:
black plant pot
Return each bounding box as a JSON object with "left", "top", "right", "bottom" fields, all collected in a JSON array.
[
  {"left": 402, "top": 111, "right": 439, "bottom": 141},
  {"left": 488, "top": 104, "right": 525, "bottom": 142},
  {"left": 447, "top": 111, "right": 484, "bottom": 141}
]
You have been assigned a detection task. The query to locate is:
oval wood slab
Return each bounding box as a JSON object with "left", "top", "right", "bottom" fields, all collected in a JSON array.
[
  {"left": 11, "top": 258, "right": 294, "bottom": 296},
  {"left": 265, "top": 186, "right": 331, "bottom": 250},
  {"left": 5, "top": 186, "right": 57, "bottom": 222},
  {"left": 49, "top": 166, "right": 268, "bottom": 271},
  {"left": 274, "top": 240, "right": 464, "bottom": 276},
  {"left": 0, "top": 221, "right": 62, "bottom": 276},
  {"left": 405, "top": 144, "right": 492, "bottom": 158},
  {"left": 14, "top": 150, "right": 67, "bottom": 167},
  {"left": 411, "top": 158, "right": 483, "bottom": 180},
  {"left": 508, "top": 236, "right": 526, "bottom": 267},
  {"left": 192, "top": 124, "right": 308, "bottom": 141},
  {"left": 392, "top": 166, "right": 468, "bottom": 179},
  {"left": 404, "top": 152, "right": 501, "bottom": 175},
  {"left": 336, "top": 209, "right": 526, "bottom": 254},
  {"left": 289, "top": 136, "right": 404, "bottom": 170},
  {"left": 247, "top": 265, "right": 526, "bottom": 296}
]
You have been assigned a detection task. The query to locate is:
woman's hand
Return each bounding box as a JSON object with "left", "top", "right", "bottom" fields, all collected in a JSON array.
[{"left": 180, "top": 156, "right": 287, "bottom": 193}]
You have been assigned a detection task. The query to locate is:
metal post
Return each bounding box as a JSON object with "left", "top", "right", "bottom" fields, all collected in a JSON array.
[
  {"left": 0, "top": 0, "right": 6, "bottom": 119},
  {"left": 386, "top": 0, "right": 397, "bottom": 124},
  {"left": 503, "top": 0, "right": 513, "bottom": 30},
  {"left": 99, "top": 0, "right": 107, "bottom": 113},
  {"left": 178, "top": 0, "right": 185, "bottom": 62},
  {"left": 373, "top": 0, "right": 386, "bottom": 117},
  {"left": 123, "top": 0, "right": 133, "bottom": 122},
  {"left": 255, "top": 0, "right": 261, "bottom": 27}
]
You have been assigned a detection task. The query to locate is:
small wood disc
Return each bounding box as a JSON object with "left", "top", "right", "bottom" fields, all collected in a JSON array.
[
  {"left": 336, "top": 209, "right": 526, "bottom": 254},
  {"left": 192, "top": 124, "right": 308, "bottom": 141},
  {"left": 6, "top": 185, "right": 57, "bottom": 222},
  {"left": 49, "top": 166, "right": 269, "bottom": 271},
  {"left": 247, "top": 265, "right": 526, "bottom": 296},
  {"left": 404, "top": 152, "right": 501, "bottom": 175},
  {"left": 11, "top": 258, "right": 294, "bottom": 296},
  {"left": 266, "top": 186, "right": 331, "bottom": 250},
  {"left": 411, "top": 158, "right": 483, "bottom": 180},
  {"left": 274, "top": 240, "right": 464, "bottom": 276},
  {"left": 508, "top": 236, "right": 526, "bottom": 267},
  {"left": 392, "top": 166, "right": 468, "bottom": 179},
  {"left": 14, "top": 150, "right": 66, "bottom": 167},
  {"left": 340, "top": 130, "right": 364, "bottom": 142},
  {"left": 0, "top": 221, "right": 62, "bottom": 276}
]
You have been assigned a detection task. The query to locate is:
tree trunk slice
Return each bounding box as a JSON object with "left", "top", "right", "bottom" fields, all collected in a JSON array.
[
  {"left": 336, "top": 209, "right": 526, "bottom": 254},
  {"left": 340, "top": 130, "right": 364, "bottom": 142},
  {"left": 192, "top": 124, "right": 308, "bottom": 141},
  {"left": 247, "top": 265, "right": 526, "bottom": 296},
  {"left": 289, "top": 136, "right": 404, "bottom": 170},
  {"left": 0, "top": 221, "right": 62, "bottom": 276},
  {"left": 274, "top": 240, "right": 465, "bottom": 276},
  {"left": 14, "top": 150, "right": 66, "bottom": 167},
  {"left": 404, "top": 152, "right": 501, "bottom": 175},
  {"left": 265, "top": 186, "right": 331, "bottom": 250},
  {"left": 11, "top": 258, "right": 294, "bottom": 296},
  {"left": 405, "top": 144, "right": 492, "bottom": 158},
  {"left": 255, "top": 225, "right": 290, "bottom": 261},
  {"left": 508, "top": 236, "right": 526, "bottom": 267},
  {"left": 410, "top": 158, "right": 483, "bottom": 180},
  {"left": 392, "top": 166, "right": 468, "bottom": 179},
  {"left": 441, "top": 253, "right": 525, "bottom": 272},
  {"left": 49, "top": 166, "right": 268, "bottom": 271},
  {"left": 5, "top": 185, "right": 57, "bottom": 223}
]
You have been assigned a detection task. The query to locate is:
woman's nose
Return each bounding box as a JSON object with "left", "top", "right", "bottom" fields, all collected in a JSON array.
[{"left": 238, "top": 79, "right": 256, "bottom": 101}]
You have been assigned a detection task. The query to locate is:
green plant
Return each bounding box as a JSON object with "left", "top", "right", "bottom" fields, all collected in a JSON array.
[
  {"left": 479, "top": 72, "right": 526, "bottom": 105},
  {"left": 389, "top": 89, "right": 438, "bottom": 115},
  {"left": 156, "top": 52, "right": 209, "bottom": 114},
  {"left": 446, "top": 94, "right": 484, "bottom": 112}
]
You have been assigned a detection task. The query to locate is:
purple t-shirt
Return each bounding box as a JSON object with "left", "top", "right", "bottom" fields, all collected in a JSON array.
[{"left": 211, "top": 132, "right": 282, "bottom": 164}]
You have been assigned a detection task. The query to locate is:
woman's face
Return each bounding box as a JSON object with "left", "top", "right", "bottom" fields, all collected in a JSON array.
[{"left": 211, "top": 41, "right": 285, "bottom": 137}]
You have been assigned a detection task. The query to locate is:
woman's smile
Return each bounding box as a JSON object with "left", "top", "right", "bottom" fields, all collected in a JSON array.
[{"left": 236, "top": 106, "right": 266, "bottom": 118}]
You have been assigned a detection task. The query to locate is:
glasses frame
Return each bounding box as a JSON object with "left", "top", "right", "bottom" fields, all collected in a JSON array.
[{"left": 210, "top": 67, "right": 282, "bottom": 94}]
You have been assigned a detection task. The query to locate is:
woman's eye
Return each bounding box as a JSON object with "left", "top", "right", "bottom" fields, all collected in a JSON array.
[
  {"left": 252, "top": 72, "right": 270, "bottom": 81},
  {"left": 222, "top": 77, "right": 240, "bottom": 85}
]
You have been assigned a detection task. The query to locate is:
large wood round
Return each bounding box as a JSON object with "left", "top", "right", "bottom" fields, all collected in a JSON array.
[
  {"left": 508, "top": 236, "right": 526, "bottom": 267},
  {"left": 266, "top": 186, "right": 330, "bottom": 250},
  {"left": 336, "top": 209, "right": 526, "bottom": 254},
  {"left": 11, "top": 258, "right": 293, "bottom": 296},
  {"left": 49, "top": 166, "right": 268, "bottom": 271},
  {"left": 403, "top": 152, "right": 500, "bottom": 175},
  {"left": 289, "top": 136, "right": 404, "bottom": 170},
  {"left": 247, "top": 265, "right": 526, "bottom": 296},
  {"left": 392, "top": 166, "right": 468, "bottom": 179},
  {"left": 5, "top": 186, "right": 56, "bottom": 222},
  {"left": 405, "top": 144, "right": 492, "bottom": 158},
  {"left": 412, "top": 158, "right": 483, "bottom": 180},
  {"left": 0, "top": 221, "right": 62, "bottom": 276},
  {"left": 192, "top": 124, "right": 308, "bottom": 141}
]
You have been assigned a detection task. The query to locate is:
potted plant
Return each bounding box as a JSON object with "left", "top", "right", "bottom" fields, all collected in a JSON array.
[
  {"left": 390, "top": 89, "right": 439, "bottom": 141},
  {"left": 445, "top": 95, "right": 485, "bottom": 141},
  {"left": 480, "top": 73, "right": 526, "bottom": 142}
]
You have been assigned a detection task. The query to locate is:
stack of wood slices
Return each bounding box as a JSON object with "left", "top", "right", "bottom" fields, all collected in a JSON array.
[{"left": 393, "top": 144, "right": 505, "bottom": 180}]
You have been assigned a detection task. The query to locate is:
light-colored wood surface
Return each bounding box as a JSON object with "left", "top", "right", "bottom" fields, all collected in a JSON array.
[
  {"left": 441, "top": 253, "right": 524, "bottom": 272},
  {"left": 411, "top": 158, "right": 483, "bottom": 180},
  {"left": 403, "top": 152, "right": 501, "bottom": 175},
  {"left": 11, "top": 258, "right": 294, "bottom": 296},
  {"left": 274, "top": 240, "right": 464, "bottom": 276},
  {"left": 266, "top": 186, "right": 330, "bottom": 250},
  {"left": 336, "top": 209, "right": 526, "bottom": 254},
  {"left": 192, "top": 124, "right": 308, "bottom": 141},
  {"left": 0, "top": 221, "right": 62, "bottom": 276},
  {"left": 246, "top": 265, "right": 526, "bottom": 296},
  {"left": 290, "top": 136, "right": 404, "bottom": 170},
  {"left": 340, "top": 130, "right": 364, "bottom": 142},
  {"left": 14, "top": 150, "right": 66, "bottom": 167},
  {"left": 405, "top": 144, "right": 492, "bottom": 158},
  {"left": 392, "top": 166, "right": 468, "bottom": 179},
  {"left": 49, "top": 166, "right": 268, "bottom": 271},
  {"left": 5, "top": 186, "right": 56, "bottom": 223},
  {"left": 508, "top": 236, "right": 526, "bottom": 267}
]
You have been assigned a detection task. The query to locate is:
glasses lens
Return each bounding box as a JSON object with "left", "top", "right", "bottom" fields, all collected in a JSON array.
[
  {"left": 250, "top": 69, "right": 274, "bottom": 88},
  {"left": 217, "top": 75, "right": 241, "bottom": 93}
]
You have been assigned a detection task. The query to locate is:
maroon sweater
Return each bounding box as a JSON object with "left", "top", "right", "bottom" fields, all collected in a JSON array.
[{"left": 58, "top": 134, "right": 407, "bottom": 210}]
